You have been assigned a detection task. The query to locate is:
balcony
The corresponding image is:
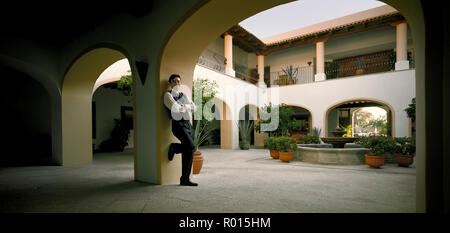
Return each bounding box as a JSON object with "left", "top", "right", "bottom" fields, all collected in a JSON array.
[
  {"left": 270, "top": 49, "right": 415, "bottom": 86},
  {"left": 198, "top": 49, "right": 415, "bottom": 87},
  {"left": 197, "top": 49, "right": 258, "bottom": 84}
]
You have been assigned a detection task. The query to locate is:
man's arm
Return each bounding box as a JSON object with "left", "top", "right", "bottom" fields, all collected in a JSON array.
[
  {"left": 182, "top": 94, "right": 197, "bottom": 112},
  {"left": 164, "top": 92, "right": 187, "bottom": 113}
]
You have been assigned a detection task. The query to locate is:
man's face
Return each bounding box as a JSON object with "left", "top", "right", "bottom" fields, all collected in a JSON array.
[{"left": 170, "top": 77, "right": 182, "bottom": 88}]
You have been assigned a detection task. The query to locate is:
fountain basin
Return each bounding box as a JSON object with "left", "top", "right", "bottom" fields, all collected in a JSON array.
[
  {"left": 320, "top": 137, "right": 356, "bottom": 148},
  {"left": 294, "top": 144, "right": 370, "bottom": 165}
]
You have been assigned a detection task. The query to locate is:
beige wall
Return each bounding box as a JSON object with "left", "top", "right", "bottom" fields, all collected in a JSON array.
[{"left": 62, "top": 48, "right": 126, "bottom": 165}]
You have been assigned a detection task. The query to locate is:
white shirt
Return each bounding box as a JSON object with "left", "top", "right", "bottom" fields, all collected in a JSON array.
[{"left": 163, "top": 90, "right": 197, "bottom": 113}]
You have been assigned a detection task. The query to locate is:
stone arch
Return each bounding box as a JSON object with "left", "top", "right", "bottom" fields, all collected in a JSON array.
[
  {"left": 324, "top": 98, "right": 396, "bottom": 137},
  {"left": 156, "top": 1, "right": 426, "bottom": 208},
  {"left": 61, "top": 47, "right": 132, "bottom": 165},
  {"left": 0, "top": 55, "right": 62, "bottom": 165}
]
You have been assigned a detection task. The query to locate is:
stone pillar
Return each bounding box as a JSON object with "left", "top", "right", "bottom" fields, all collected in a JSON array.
[
  {"left": 314, "top": 41, "right": 326, "bottom": 81},
  {"left": 395, "top": 22, "right": 410, "bottom": 70},
  {"left": 220, "top": 104, "right": 239, "bottom": 149},
  {"left": 224, "top": 33, "right": 235, "bottom": 76},
  {"left": 257, "top": 55, "right": 266, "bottom": 87}
]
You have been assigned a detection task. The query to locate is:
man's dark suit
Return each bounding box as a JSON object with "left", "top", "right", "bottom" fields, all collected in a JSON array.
[{"left": 166, "top": 91, "right": 196, "bottom": 184}]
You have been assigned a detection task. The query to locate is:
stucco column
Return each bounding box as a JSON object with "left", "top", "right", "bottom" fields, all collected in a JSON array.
[
  {"left": 220, "top": 103, "right": 239, "bottom": 149},
  {"left": 224, "top": 33, "right": 235, "bottom": 76},
  {"left": 257, "top": 55, "right": 266, "bottom": 87},
  {"left": 395, "top": 22, "right": 410, "bottom": 70},
  {"left": 314, "top": 41, "right": 326, "bottom": 81},
  {"left": 221, "top": 119, "right": 239, "bottom": 149}
]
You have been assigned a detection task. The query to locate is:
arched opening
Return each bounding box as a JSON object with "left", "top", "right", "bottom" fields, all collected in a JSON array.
[
  {"left": 92, "top": 59, "right": 134, "bottom": 154},
  {"left": 325, "top": 99, "right": 395, "bottom": 137},
  {"left": 238, "top": 104, "right": 258, "bottom": 148},
  {"left": 158, "top": 0, "right": 425, "bottom": 211},
  {"left": 352, "top": 107, "right": 389, "bottom": 137},
  {"left": 0, "top": 64, "right": 52, "bottom": 166},
  {"left": 61, "top": 47, "right": 130, "bottom": 166},
  {"left": 286, "top": 105, "right": 313, "bottom": 136}
]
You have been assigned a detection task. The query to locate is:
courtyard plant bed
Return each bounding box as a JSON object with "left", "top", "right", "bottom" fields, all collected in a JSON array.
[
  {"left": 291, "top": 134, "right": 320, "bottom": 144},
  {"left": 356, "top": 136, "right": 396, "bottom": 168}
]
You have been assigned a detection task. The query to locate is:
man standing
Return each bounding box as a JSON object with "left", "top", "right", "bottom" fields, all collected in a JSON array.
[{"left": 163, "top": 74, "right": 198, "bottom": 186}]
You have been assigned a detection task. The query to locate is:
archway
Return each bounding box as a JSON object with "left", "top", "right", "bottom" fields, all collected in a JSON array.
[
  {"left": 0, "top": 65, "right": 52, "bottom": 166},
  {"left": 287, "top": 105, "right": 313, "bottom": 136},
  {"left": 325, "top": 99, "right": 396, "bottom": 137},
  {"left": 92, "top": 59, "right": 134, "bottom": 153},
  {"left": 158, "top": 0, "right": 425, "bottom": 212},
  {"left": 61, "top": 47, "right": 129, "bottom": 166}
]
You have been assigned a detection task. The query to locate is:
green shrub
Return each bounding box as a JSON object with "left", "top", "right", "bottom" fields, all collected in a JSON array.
[
  {"left": 356, "top": 136, "right": 396, "bottom": 155},
  {"left": 293, "top": 134, "right": 320, "bottom": 144},
  {"left": 393, "top": 137, "right": 416, "bottom": 155},
  {"left": 275, "top": 137, "right": 298, "bottom": 152}
]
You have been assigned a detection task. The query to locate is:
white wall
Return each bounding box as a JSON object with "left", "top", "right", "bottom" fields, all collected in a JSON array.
[
  {"left": 270, "top": 69, "right": 415, "bottom": 137},
  {"left": 195, "top": 64, "right": 415, "bottom": 138}
]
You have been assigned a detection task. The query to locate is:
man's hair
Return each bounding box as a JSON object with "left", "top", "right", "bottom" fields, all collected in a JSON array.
[{"left": 168, "top": 74, "right": 181, "bottom": 83}]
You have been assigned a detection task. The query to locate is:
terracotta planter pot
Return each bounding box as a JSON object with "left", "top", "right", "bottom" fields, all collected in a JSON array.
[
  {"left": 279, "top": 151, "right": 293, "bottom": 162},
  {"left": 192, "top": 151, "right": 204, "bottom": 174},
  {"left": 394, "top": 154, "right": 414, "bottom": 167},
  {"left": 270, "top": 150, "right": 279, "bottom": 159},
  {"left": 365, "top": 154, "right": 385, "bottom": 168}
]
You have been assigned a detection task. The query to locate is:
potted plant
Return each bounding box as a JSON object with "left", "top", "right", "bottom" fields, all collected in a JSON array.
[
  {"left": 281, "top": 65, "right": 299, "bottom": 85},
  {"left": 192, "top": 121, "right": 216, "bottom": 174},
  {"left": 355, "top": 58, "right": 364, "bottom": 75},
  {"left": 191, "top": 78, "right": 218, "bottom": 174},
  {"left": 356, "top": 136, "right": 396, "bottom": 168},
  {"left": 393, "top": 137, "right": 415, "bottom": 167},
  {"left": 264, "top": 137, "right": 279, "bottom": 159},
  {"left": 99, "top": 118, "right": 131, "bottom": 152},
  {"left": 237, "top": 119, "right": 253, "bottom": 150},
  {"left": 276, "top": 137, "right": 298, "bottom": 162}
]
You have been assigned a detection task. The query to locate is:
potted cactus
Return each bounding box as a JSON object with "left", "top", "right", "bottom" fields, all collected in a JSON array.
[{"left": 282, "top": 65, "right": 299, "bottom": 85}]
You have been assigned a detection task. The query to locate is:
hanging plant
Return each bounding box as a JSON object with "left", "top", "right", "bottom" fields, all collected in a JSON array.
[
  {"left": 404, "top": 98, "right": 415, "bottom": 119},
  {"left": 117, "top": 71, "right": 133, "bottom": 101}
]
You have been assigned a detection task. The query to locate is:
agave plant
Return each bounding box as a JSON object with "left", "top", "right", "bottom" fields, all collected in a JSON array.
[
  {"left": 193, "top": 120, "right": 216, "bottom": 152},
  {"left": 281, "top": 65, "right": 299, "bottom": 81},
  {"left": 237, "top": 120, "right": 254, "bottom": 150},
  {"left": 311, "top": 127, "right": 322, "bottom": 137}
]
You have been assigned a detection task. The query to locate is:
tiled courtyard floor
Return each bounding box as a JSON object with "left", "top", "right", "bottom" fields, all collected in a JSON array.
[{"left": 0, "top": 148, "right": 416, "bottom": 213}]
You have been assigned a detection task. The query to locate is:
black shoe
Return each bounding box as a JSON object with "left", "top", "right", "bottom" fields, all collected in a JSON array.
[
  {"left": 168, "top": 143, "right": 176, "bottom": 161},
  {"left": 180, "top": 180, "right": 198, "bottom": 186}
]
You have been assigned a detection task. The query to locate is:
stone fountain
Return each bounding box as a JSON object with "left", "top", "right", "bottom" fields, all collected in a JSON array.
[{"left": 320, "top": 127, "right": 356, "bottom": 148}]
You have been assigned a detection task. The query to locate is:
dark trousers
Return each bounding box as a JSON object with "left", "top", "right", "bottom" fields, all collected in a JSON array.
[{"left": 171, "top": 120, "right": 195, "bottom": 182}]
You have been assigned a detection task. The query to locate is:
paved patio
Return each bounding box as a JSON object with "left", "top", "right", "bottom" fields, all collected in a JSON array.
[{"left": 0, "top": 148, "right": 416, "bottom": 213}]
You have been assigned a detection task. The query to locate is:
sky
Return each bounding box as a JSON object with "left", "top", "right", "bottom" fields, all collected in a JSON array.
[
  {"left": 239, "top": 0, "right": 386, "bottom": 39},
  {"left": 359, "top": 107, "right": 387, "bottom": 119}
]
